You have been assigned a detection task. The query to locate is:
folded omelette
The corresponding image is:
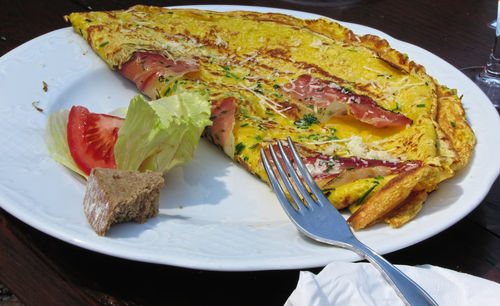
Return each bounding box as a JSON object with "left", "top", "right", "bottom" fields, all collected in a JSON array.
[{"left": 65, "top": 5, "right": 475, "bottom": 230}]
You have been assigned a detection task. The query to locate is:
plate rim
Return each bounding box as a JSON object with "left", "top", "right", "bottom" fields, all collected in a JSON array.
[{"left": 0, "top": 4, "right": 499, "bottom": 271}]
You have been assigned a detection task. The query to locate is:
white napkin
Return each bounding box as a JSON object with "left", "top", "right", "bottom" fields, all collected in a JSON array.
[{"left": 285, "top": 262, "right": 500, "bottom": 306}]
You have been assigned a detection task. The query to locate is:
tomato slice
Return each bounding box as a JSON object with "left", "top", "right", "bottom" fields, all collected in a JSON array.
[{"left": 67, "top": 106, "right": 124, "bottom": 175}]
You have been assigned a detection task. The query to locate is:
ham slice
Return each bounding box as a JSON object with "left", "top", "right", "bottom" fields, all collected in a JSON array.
[
  {"left": 205, "top": 97, "right": 236, "bottom": 157},
  {"left": 283, "top": 75, "right": 412, "bottom": 128},
  {"left": 119, "top": 52, "right": 199, "bottom": 99},
  {"left": 262, "top": 142, "right": 421, "bottom": 187}
]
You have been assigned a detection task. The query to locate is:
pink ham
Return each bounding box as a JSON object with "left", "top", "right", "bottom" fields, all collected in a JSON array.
[
  {"left": 262, "top": 142, "right": 421, "bottom": 187},
  {"left": 119, "top": 52, "right": 199, "bottom": 99},
  {"left": 302, "top": 154, "right": 421, "bottom": 181},
  {"left": 205, "top": 97, "right": 236, "bottom": 157},
  {"left": 283, "top": 75, "right": 412, "bottom": 128}
]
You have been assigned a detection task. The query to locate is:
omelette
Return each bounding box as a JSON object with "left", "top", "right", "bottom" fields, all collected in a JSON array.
[{"left": 65, "top": 5, "right": 475, "bottom": 230}]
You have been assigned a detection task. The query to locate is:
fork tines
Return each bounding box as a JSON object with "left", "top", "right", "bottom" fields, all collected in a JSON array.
[{"left": 260, "top": 137, "right": 328, "bottom": 213}]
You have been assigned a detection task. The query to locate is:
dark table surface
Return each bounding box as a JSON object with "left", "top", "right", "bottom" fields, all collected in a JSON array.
[{"left": 1, "top": 0, "right": 499, "bottom": 305}]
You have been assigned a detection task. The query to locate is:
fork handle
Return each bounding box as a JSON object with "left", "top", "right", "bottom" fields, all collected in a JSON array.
[{"left": 349, "top": 240, "right": 438, "bottom": 306}]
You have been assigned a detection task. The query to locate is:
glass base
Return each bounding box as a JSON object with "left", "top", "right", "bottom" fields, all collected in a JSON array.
[{"left": 461, "top": 66, "right": 500, "bottom": 109}]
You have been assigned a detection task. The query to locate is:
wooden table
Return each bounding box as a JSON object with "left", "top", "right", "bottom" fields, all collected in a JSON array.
[{"left": 1, "top": 0, "right": 499, "bottom": 304}]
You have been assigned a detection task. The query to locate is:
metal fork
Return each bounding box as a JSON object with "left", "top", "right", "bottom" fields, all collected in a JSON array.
[{"left": 260, "top": 137, "right": 437, "bottom": 306}]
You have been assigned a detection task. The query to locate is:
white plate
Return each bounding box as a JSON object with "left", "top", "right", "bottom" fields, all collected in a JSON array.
[{"left": 0, "top": 5, "right": 499, "bottom": 271}]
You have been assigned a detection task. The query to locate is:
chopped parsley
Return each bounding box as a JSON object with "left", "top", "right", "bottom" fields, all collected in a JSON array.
[
  {"left": 222, "top": 66, "right": 240, "bottom": 80},
  {"left": 99, "top": 41, "right": 109, "bottom": 48},
  {"left": 235, "top": 142, "right": 246, "bottom": 155},
  {"left": 294, "top": 113, "right": 319, "bottom": 129},
  {"left": 343, "top": 87, "right": 353, "bottom": 94},
  {"left": 392, "top": 102, "right": 401, "bottom": 112},
  {"left": 158, "top": 75, "right": 170, "bottom": 82},
  {"left": 377, "top": 74, "right": 393, "bottom": 79},
  {"left": 354, "top": 182, "right": 380, "bottom": 206},
  {"left": 416, "top": 104, "right": 426, "bottom": 108}
]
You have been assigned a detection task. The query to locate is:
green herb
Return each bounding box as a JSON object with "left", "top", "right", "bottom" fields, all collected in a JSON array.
[
  {"left": 158, "top": 75, "right": 169, "bottom": 82},
  {"left": 322, "top": 187, "right": 336, "bottom": 198},
  {"left": 99, "top": 41, "right": 109, "bottom": 48},
  {"left": 273, "top": 84, "right": 280, "bottom": 90},
  {"left": 239, "top": 107, "right": 251, "bottom": 119},
  {"left": 392, "top": 102, "right": 401, "bottom": 112},
  {"left": 294, "top": 113, "right": 319, "bottom": 129},
  {"left": 222, "top": 66, "right": 240, "bottom": 80},
  {"left": 240, "top": 123, "right": 249, "bottom": 127},
  {"left": 249, "top": 143, "right": 259, "bottom": 149},
  {"left": 374, "top": 175, "right": 384, "bottom": 180},
  {"left": 235, "top": 142, "right": 245, "bottom": 155},
  {"left": 85, "top": 18, "right": 92, "bottom": 22},
  {"left": 172, "top": 80, "right": 178, "bottom": 92},
  {"left": 377, "top": 74, "right": 393, "bottom": 79},
  {"left": 322, "top": 187, "right": 336, "bottom": 192},
  {"left": 450, "top": 121, "right": 456, "bottom": 127},
  {"left": 254, "top": 135, "right": 262, "bottom": 141},
  {"left": 355, "top": 182, "right": 380, "bottom": 206},
  {"left": 416, "top": 104, "right": 426, "bottom": 108}
]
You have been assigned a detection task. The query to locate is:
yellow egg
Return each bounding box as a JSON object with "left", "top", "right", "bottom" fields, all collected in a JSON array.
[{"left": 66, "top": 5, "right": 475, "bottom": 229}]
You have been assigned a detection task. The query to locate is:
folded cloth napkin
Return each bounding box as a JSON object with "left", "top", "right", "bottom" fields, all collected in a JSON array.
[{"left": 285, "top": 262, "right": 500, "bottom": 306}]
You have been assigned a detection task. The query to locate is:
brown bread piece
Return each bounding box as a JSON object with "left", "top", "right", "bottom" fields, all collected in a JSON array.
[{"left": 83, "top": 168, "right": 164, "bottom": 236}]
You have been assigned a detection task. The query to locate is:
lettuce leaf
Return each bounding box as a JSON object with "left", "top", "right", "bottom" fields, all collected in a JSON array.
[
  {"left": 44, "top": 109, "right": 88, "bottom": 178},
  {"left": 114, "top": 91, "right": 212, "bottom": 174}
]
